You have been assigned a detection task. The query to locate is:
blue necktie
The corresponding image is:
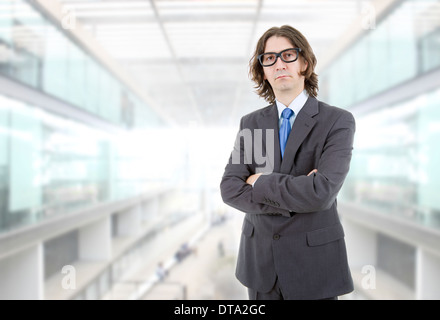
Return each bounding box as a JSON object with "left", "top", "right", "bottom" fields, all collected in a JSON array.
[{"left": 279, "top": 108, "right": 294, "bottom": 158}]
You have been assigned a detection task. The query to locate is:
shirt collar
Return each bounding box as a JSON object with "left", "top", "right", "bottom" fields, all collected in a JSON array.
[{"left": 276, "top": 90, "right": 309, "bottom": 119}]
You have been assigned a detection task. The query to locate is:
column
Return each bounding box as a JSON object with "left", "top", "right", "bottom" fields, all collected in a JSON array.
[
  {"left": 0, "top": 244, "right": 43, "bottom": 299},
  {"left": 416, "top": 248, "right": 440, "bottom": 299},
  {"left": 117, "top": 204, "right": 141, "bottom": 236},
  {"left": 78, "top": 217, "right": 111, "bottom": 260}
]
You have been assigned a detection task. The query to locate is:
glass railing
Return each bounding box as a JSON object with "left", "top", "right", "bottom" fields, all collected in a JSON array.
[
  {"left": 338, "top": 88, "right": 440, "bottom": 230},
  {"left": 0, "top": 94, "right": 175, "bottom": 233},
  {"left": 320, "top": 0, "right": 440, "bottom": 108},
  {"left": 0, "top": 0, "right": 162, "bottom": 129},
  {"left": 320, "top": 0, "right": 440, "bottom": 231}
]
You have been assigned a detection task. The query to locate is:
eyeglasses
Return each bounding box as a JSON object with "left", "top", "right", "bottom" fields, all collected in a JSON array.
[{"left": 258, "top": 48, "right": 301, "bottom": 67}]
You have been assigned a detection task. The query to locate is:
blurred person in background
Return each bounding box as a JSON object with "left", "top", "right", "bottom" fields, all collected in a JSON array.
[
  {"left": 156, "top": 262, "right": 168, "bottom": 282},
  {"left": 220, "top": 25, "right": 355, "bottom": 300}
]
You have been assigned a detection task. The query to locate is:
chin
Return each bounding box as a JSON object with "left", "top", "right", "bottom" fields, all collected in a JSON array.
[{"left": 277, "top": 84, "right": 295, "bottom": 91}]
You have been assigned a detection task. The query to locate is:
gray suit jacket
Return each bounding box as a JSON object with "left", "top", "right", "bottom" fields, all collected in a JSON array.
[{"left": 220, "top": 96, "right": 355, "bottom": 300}]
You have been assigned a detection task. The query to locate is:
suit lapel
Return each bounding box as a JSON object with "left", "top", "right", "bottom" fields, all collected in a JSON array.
[
  {"left": 280, "top": 97, "right": 319, "bottom": 174},
  {"left": 257, "top": 103, "right": 282, "bottom": 173}
]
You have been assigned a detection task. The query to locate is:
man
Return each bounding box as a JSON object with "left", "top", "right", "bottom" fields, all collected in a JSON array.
[{"left": 220, "top": 25, "right": 355, "bottom": 300}]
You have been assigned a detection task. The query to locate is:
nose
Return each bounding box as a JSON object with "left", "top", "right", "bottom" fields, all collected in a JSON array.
[{"left": 274, "top": 56, "right": 287, "bottom": 71}]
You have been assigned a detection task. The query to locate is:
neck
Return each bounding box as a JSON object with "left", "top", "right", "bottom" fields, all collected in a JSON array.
[{"left": 275, "top": 85, "right": 304, "bottom": 107}]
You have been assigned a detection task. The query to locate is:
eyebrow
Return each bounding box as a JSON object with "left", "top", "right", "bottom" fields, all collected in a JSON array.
[{"left": 262, "top": 47, "right": 296, "bottom": 54}]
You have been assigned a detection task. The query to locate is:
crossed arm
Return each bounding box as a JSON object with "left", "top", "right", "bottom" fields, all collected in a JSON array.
[{"left": 246, "top": 169, "right": 317, "bottom": 186}]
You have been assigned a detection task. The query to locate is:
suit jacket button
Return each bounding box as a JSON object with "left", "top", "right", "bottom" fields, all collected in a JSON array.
[{"left": 273, "top": 234, "right": 280, "bottom": 240}]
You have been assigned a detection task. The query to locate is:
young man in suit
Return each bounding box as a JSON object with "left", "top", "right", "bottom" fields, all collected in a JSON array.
[{"left": 220, "top": 25, "right": 355, "bottom": 300}]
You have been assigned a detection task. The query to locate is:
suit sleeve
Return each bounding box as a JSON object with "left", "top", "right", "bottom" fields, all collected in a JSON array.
[
  {"left": 251, "top": 111, "right": 355, "bottom": 213},
  {"left": 220, "top": 117, "right": 291, "bottom": 217}
]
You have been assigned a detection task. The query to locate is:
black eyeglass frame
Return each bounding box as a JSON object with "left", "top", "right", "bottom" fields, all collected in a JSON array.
[{"left": 258, "top": 48, "right": 302, "bottom": 67}]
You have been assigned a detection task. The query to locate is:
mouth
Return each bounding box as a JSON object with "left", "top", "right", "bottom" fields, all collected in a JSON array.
[{"left": 275, "top": 75, "right": 290, "bottom": 80}]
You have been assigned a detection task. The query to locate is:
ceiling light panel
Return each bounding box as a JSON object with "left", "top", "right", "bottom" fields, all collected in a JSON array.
[
  {"left": 61, "top": 1, "right": 152, "bottom": 10},
  {"left": 156, "top": 0, "right": 258, "bottom": 9},
  {"left": 165, "top": 22, "right": 253, "bottom": 58},
  {"left": 59, "top": 0, "right": 154, "bottom": 19},
  {"left": 90, "top": 23, "right": 172, "bottom": 60},
  {"left": 156, "top": 0, "right": 259, "bottom": 22}
]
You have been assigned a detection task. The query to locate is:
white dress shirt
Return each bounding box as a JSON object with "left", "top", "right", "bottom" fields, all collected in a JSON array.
[
  {"left": 276, "top": 90, "right": 309, "bottom": 129},
  {"left": 251, "top": 90, "right": 309, "bottom": 187}
]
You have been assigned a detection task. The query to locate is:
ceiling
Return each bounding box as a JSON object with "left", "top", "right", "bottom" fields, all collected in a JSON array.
[{"left": 56, "top": 0, "right": 372, "bottom": 127}]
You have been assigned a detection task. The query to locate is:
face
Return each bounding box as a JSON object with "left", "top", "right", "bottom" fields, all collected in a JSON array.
[{"left": 262, "top": 36, "right": 308, "bottom": 98}]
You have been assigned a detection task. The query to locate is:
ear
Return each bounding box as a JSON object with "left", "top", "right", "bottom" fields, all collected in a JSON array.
[{"left": 302, "top": 58, "right": 308, "bottom": 72}]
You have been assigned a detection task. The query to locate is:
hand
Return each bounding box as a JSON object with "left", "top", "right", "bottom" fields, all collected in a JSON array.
[
  {"left": 246, "top": 173, "right": 262, "bottom": 185},
  {"left": 307, "top": 169, "right": 318, "bottom": 176}
]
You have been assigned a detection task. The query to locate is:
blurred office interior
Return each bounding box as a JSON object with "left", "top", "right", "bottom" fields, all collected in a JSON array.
[{"left": 0, "top": 0, "right": 439, "bottom": 300}]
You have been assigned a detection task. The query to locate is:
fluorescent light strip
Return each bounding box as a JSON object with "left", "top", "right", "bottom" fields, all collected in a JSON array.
[
  {"left": 157, "top": 0, "right": 258, "bottom": 9},
  {"left": 75, "top": 10, "right": 154, "bottom": 17},
  {"left": 62, "top": 1, "right": 151, "bottom": 10}
]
